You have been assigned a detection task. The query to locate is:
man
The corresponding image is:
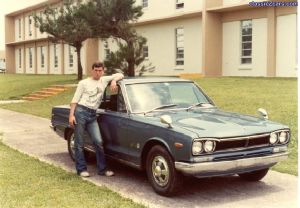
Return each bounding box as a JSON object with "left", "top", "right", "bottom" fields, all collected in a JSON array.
[{"left": 69, "top": 61, "right": 124, "bottom": 177}]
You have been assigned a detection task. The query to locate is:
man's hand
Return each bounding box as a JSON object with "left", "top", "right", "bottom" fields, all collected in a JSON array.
[
  {"left": 110, "top": 79, "right": 118, "bottom": 92},
  {"left": 69, "top": 115, "right": 76, "bottom": 128}
]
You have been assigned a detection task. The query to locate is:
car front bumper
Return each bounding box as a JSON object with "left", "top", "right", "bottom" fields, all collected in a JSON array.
[{"left": 175, "top": 152, "right": 288, "bottom": 177}]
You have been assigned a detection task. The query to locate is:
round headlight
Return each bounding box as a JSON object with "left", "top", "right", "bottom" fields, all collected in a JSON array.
[
  {"left": 204, "top": 140, "right": 216, "bottom": 153},
  {"left": 192, "top": 141, "right": 203, "bottom": 155},
  {"left": 279, "top": 131, "right": 288, "bottom": 143},
  {"left": 270, "top": 132, "right": 278, "bottom": 144}
]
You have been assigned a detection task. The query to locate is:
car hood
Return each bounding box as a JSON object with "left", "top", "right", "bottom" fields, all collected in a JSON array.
[{"left": 149, "top": 108, "right": 288, "bottom": 138}]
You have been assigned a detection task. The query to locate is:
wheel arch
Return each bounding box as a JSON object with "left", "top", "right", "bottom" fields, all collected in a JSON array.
[{"left": 141, "top": 138, "right": 173, "bottom": 170}]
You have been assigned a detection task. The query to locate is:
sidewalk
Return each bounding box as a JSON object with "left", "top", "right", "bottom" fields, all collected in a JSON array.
[{"left": 0, "top": 108, "right": 298, "bottom": 208}]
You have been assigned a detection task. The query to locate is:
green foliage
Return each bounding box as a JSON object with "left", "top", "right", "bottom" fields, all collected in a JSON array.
[
  {"left": 104, "top": 36, "right": 154, "bottom": 76},
  {"left": 34, "top": 0, "right": 146, "bottom": 78},
  {"left": 93, "top": 0, "right": 146, "bottom": 76},
  {"left": 33, "top": 0, "right": 98, "bottom": 80}
]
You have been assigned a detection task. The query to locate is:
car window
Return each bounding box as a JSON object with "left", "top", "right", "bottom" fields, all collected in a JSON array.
[
  {"left": 100, "top": 85, "right": 127, "bottom": 113},
  {"left": 126, "top": 82, "right": 211, "bottom": 113}
]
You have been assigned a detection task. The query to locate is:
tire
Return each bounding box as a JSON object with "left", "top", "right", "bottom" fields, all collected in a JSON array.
[
  {"left": 66, "top": 130, "right": 76, "bottom": 161},
  {"left": 146, "top": 145, "right": 182, "bottom": 196},
  {"left": 66, "top": 130, "right": 94, "bottom": 162},
  {"left": 238, "top": 168, "right": 269, "bottom": 181}
]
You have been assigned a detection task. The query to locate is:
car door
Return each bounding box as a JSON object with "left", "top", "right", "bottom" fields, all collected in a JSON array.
[{"left": 98, "top": 85, "right": 131, "bottom": 161}]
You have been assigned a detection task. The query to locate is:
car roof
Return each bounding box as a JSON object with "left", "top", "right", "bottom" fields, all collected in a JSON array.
[{"left": 119, "top": 77, "right": 193, "bottom": 84}]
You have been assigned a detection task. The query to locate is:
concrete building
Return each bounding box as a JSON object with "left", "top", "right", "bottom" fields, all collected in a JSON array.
[{"left": 5, "top": 0, "right": 298, "bottom": 77}]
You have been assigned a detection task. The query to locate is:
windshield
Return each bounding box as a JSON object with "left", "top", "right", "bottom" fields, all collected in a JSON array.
[{"left": 125, "top": 82, "right": 212, "bottom": 113}]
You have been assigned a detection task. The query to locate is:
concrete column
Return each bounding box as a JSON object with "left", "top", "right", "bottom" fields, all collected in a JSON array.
[
  {"left": 202, "top": 0, "right": 222, "bottom": 76},
  {"left": 267, "top": 7, "right": 276, "bottom": 77}
]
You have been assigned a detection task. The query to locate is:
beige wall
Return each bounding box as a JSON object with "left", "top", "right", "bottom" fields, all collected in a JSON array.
[
  {"left": 223, "top": 0, "right": 251, "bottom": 6},
  {"left": 223, "top": 18, "right": 268, "bottom": 76},
  {"left": 276, "top": 14, "right": 297, "bottom": 77},
  {"left": 136, "top": 0, "right": 203, "bottom": 22},
  {"left": 136, "top": 17, "right": 202, "bottom": 76}
]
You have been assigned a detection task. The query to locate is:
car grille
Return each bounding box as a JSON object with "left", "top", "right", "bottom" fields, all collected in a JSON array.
[{"left": 214, "top": 134, "right": 270, "bottom": 152}]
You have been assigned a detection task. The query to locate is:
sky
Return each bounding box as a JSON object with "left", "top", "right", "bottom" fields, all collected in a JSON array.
[{"left": 0, "top": 0, "right": 45, "bottom": 50}]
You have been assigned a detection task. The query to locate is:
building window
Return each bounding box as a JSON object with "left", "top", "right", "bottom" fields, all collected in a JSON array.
[
  {"left": 18, "top": 18, "right": 21, "bottom": 38},
  {"left": 241, "top": 20, "right": 252, "bottom": 64},
  {"left": 143, "top": 45, "right": 148, "bottom": 59},
  {"left": 28, "top": 16, "right": 32, "bottom": 37},
  {"left": 18, "top": 48, "right": 21, "bottom": 68},
  {"left": 69, "top": 45, "right": 74, "bottom": 67},
  {"left": 176, "top": 0, "right": 184, "bottom": 9},
  {"left": 54, "top": 44, "right": 58, "bottom": 68},
  {"left": 104, "top": 41, "right": 110, "bottom": 60},
  {"left": 175, "top": 27, "right": 184, "bottom": 65},
  {"left": 29, "top": 48, "right": 32, "bottom": 68},
  {"left": 142, "top": 0, "right": 148, "bottom": 8},
  {"left": 40, "top": 47, "right": 45, "bottom": 68}
]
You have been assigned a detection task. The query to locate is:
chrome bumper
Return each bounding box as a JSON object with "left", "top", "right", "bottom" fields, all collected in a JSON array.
[{"left": 175, "top": 152, "right": 288, "bottom": 177}]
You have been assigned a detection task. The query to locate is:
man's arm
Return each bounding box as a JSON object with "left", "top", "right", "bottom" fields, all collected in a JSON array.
[
  {"left": 69, "top": 81, "right": 84, "bottom": 128},
  {"left": 110, "top": 73, "right": 124, "bottom": 91},
  {"left": 69, "top": 103, "right": 77, "bottom": 128}
]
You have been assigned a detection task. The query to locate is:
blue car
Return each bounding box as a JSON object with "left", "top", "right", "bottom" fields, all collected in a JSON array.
[{"left": 51, "top": 77, "right": 290, "bottom": 196}]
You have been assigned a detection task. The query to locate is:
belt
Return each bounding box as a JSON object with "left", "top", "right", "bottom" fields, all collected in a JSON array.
[{"left": 77, "top": 104, "right": 96, "bottom": 113}]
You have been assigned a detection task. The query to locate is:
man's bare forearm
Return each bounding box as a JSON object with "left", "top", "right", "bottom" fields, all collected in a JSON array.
[{"left": 69, "top": 103, "right": 77, "bottom": 117}]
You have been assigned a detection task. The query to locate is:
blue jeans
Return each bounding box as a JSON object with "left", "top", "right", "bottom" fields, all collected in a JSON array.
[{"left": 74, "top": 105, "right": 107, "bottom": 175}]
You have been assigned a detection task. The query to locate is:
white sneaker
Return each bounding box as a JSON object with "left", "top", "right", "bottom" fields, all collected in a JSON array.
[{"left": 80, "top": 171, "right": 90, "bottom": 177}]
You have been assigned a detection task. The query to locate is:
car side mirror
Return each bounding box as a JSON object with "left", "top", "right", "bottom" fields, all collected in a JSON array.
[
  {"left": 257, "top": 108, "right": 268, "bottom": 120},
  {"left": 160, "top": 115, "right": 173, "bottom": 128}
]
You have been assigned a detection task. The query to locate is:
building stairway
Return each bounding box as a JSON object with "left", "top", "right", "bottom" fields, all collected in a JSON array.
[{"left": 22, "top": 85, "right": 71, "bottom": 101}]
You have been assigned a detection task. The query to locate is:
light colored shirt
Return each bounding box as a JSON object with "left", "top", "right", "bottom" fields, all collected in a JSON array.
[{"left": 71, "top": 73, "right": 122, "bottom": 110}]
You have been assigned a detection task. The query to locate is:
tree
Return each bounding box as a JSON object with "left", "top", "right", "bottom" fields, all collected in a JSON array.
[
  {"left": 93, "top": 0, "right": 148, "bottom": 76},
  {"left": 34, "top": 0, "right": 147, "bottom": 79},
  {"left": 34, "top": 0, "right": 98, "bottom": 80},
  {"left": 104, "top": 36, "right": 154, "bottom": 76}
]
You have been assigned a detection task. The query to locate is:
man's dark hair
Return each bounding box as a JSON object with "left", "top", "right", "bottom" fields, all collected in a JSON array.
[{"left": 92, "top": 61, "right": 104, "bottom": 69}]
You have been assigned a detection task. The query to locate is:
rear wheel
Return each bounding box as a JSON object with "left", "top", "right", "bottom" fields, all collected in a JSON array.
[
  {"left": 238, "top": 168, "right": 269, "bottom": 181},
  {"left": 146, "top": 145, "right": 182, "bottom": 196},
  {"left": 66, "top": 130, "right": 94, "bottom": 162},
  {"left": 66, "top": 130, "right": 75, "bottom": 161}
]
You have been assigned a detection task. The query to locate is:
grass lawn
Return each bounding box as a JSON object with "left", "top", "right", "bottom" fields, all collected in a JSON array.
[
  {"left": 0, "top": 141, "right": 144, "bottom": 208},
  {"left": 0, "top": 75, "right": 298, "bottom": 176},
  {"left": 0, "top": 74, "right": 78, "bottom": 100}
]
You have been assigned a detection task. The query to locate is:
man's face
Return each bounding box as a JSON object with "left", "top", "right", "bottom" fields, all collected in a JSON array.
[{"left": 91, "top": 66, "right": 104, "bottom": 80}]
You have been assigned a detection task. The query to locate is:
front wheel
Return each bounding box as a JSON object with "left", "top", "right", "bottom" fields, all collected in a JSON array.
[
  {"left": 146, "top": 145, "right": 182, "bottom": 196},
  {"left": 238, "top": 168, "right": 269, "bottom": 181}
]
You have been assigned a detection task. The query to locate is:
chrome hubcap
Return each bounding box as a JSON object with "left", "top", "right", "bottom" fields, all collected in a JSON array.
[
  {"left": 70, "top": 134, "right": 75, "bottom": 156},
  {"left": 152, "top": 156, "right": 169, "bottom": 187}
]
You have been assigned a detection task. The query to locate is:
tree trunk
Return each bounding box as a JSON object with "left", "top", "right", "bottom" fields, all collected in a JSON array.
[
  {"left": 75, "top": 45, "right": 83, "bottom": 80},
  {"left": 127, "top": 40, "right": 135, "bottom": 77}
]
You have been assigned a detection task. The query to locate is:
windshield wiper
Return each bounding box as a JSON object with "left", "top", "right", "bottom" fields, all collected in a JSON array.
[
  {"left": 144, "top": 104, "right": 177, "bottom": 114},
  {"left": 186, "top": 102, "right": 209, "bottom": 111}
]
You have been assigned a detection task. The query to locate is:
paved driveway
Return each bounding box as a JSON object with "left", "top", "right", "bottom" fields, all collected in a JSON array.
[{"left": 0, "top": 108, "right": 298, "bottom": 208}]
